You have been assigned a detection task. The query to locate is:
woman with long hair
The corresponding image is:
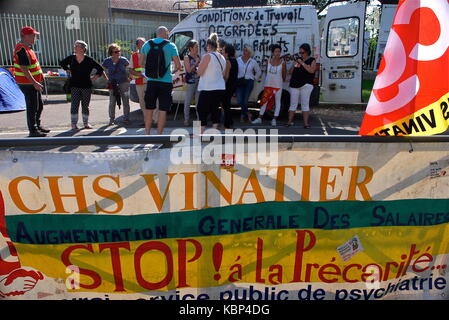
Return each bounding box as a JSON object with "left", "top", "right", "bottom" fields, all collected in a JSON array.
[{"left": 196, "top": 33, "right": 226, "bottom": 133}]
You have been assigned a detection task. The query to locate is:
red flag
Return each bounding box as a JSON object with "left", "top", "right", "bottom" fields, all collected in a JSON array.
[
  {"left": 258, "top": 87, "right": 280, "bottom": 111},
  {"left": 0, "top": 190, "right": 21, "bottom": 277},
  {"left": 359, "top": 0, "right": 449, "bottom": 136}
]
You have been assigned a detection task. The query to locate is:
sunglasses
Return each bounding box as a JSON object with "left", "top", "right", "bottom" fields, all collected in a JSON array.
[{"left": 113, "top": 50, "right": 121, "bottom": 53}]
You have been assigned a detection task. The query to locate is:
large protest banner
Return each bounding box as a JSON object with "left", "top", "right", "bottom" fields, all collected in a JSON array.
[{"left": 0, "top": 141, "right": 448, "bottom": 300}]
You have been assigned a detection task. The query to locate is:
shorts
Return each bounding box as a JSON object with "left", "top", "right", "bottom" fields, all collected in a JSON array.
[
  {"left": 145, "top": 81, "right": 173, "bottom": 112},
  {"left": 289, "top": 83, "right": 313, "bottom": 112}
]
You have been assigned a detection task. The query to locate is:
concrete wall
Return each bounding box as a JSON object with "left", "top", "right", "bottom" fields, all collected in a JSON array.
[{"left": 0, "top": 0, "right": 110, "bottom": 18}]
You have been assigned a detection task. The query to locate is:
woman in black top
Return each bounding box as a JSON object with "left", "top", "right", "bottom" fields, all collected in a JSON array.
[
  {"left": 286, "top": 43, "right": 316, "bottom": 128},
  {"left": 60, "top": 40, "right": 106, "bottom": 130},
  {"left": 221, "top": 44, "right": 238, "bottom": 129}
]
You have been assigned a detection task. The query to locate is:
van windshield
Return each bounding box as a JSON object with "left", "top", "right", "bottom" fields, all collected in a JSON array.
[{"left": 170, "top": 31, "right": 193, "bottom": 59}]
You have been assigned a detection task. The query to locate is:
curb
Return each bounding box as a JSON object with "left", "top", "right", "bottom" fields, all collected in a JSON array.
[{"left": 93, "top": 89, "right": 109, "bottom": 96}]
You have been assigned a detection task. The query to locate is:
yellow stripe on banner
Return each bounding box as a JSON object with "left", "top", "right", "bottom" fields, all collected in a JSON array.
[
  {"left": 13, "top": 224, "right": 449, "bottom": 294},
  {"left": 368, "top": 92, "right": 449, "bottom": 136}
]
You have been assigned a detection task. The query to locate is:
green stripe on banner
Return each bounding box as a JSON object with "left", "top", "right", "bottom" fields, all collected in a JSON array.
[{"left": 6, "top": 199, "right": 449, "bottom": 245}]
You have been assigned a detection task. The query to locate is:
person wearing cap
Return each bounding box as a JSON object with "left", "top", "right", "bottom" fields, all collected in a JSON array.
[
  {"left": 13, "top": 26, "right": 49, "bottom": 137},
  {"left": 60, "top": 40, "right": 106, "bottom": 130}
]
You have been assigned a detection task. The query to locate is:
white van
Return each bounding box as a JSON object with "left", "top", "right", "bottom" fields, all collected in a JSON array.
[{"left": 169, "top": 2, "right": 368, "bottom": 113}]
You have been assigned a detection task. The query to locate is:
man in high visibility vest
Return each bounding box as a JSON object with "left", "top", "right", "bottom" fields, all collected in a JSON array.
[
  {"left": 13, "top": 26, "right": 50, "bottom": 137},
  {"left": 128, "top": 37, "right": 158, "bottom": 125}
]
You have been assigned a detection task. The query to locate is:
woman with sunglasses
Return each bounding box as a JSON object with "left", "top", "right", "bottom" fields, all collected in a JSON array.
[
  {"left": 102, "top": 44, "right": 131, "bottom": 126},
  {"left": 286, "top": 43, "right": 316, "bottom": 128}
]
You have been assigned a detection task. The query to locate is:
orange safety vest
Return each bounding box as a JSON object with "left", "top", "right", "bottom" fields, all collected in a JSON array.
[
  {"left": 13, "top": 43, "right": 43, "bottom": 84},
  {"left": 131, "top": 52, "right": 145, "bottom": 85}
]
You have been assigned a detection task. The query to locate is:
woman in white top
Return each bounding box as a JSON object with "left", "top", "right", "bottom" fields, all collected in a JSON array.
[
  {"left": 252, "top": 44, "right": 286, "bottom": 126},
  {"left": 197, "top": 33, "right": 226, "bottom": 133},
  {"left": 236, "top": 45, "right": 261, "bottom": 122}
]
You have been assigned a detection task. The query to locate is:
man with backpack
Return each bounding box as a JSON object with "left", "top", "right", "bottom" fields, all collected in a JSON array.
[{"left": 140, "top": 26, "right": 182, "bottom": 135}]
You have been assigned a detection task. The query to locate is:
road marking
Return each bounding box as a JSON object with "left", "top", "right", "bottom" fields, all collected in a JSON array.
[
  {"left": 0, "top": 128, "right": 145, "bottom": 137},
  {"left": 318, "top": 116, "right": 329, "bottom": 135}
]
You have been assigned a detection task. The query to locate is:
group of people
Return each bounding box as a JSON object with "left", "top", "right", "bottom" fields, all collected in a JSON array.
[
  {"left": 13, "top": 25, "right": 316, "bottom": 138},
  {"left": 182, "top": 34, "right": 316, "bottom": 131}
]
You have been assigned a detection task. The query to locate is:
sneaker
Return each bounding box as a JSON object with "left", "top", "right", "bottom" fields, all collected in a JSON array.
[
  {"left": 37, "top": 126, "right": 50, "bottom": 133},
  {"left": 83, "top": 124, "right": 93, "bottom": 129},
  {"left": 71, "top": 124, "right": 79, "bottom": 130},
  {"left": 28, "top": 131, "right": 46, "bottom": 137},
  {"left": 108, "top": 119, "right": 115, "bottom": 126},
  {"left": 252, "top": 118, "right": 262, "bottom": 124},
  {"left": 271, "top": 119, "right": 277, "bottom": 126}
]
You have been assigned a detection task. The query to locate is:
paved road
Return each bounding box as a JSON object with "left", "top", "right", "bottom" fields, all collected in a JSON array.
[{"left": 0, "top": 94, "right": 365, "bottom": 139}]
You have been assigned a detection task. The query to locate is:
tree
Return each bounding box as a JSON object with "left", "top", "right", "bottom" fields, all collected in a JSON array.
[
  {"left": 213, "top": 0, "right": 383, "bottom": 14},
  {"left": 268, "top": 1, "right": 384, "bottom": 14},
  {"left": 267, "top": 0, "right": 349, "bottom": 14}
]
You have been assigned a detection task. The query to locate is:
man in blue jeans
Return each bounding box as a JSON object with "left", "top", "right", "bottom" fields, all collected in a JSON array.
[
  {"left": 13, "top": 26, "right": 50, "bottom": 137},
  {"left": 140, "top": 26, "right": 182, "bottom": 135}
]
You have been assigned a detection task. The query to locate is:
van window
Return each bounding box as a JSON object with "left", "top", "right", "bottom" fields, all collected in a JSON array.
[
  {"left": 326, "top": 17, "right": 360, "bottom": 58},
  {"left": 169, "top": 31, "right": 193, "bottom": 60}
]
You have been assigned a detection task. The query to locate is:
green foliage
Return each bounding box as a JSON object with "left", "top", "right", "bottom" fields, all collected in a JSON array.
[
  {"left": 362, "top": 79, "right": 374, "bottom": 102},
  {"left": 268, "top": 1, "right": 382, "bottom": 14},
  {"left": 267, "top": 0, "right": 345, "bottom": 13}
]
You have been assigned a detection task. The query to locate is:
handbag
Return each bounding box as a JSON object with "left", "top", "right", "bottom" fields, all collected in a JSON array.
[
  {"left": 236, "top": 58, "right": 251, "bottom": 87},
  {"left": 236, "top": 77, "right": 247, "bottom": 87}
]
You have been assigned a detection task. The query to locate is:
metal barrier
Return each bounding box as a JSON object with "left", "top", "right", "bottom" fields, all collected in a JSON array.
[
  {"left": 0, "top": 13, "right": 176, "bottom": 67},
  {"left": 1, "top": 135, "right": 449, "bottom": 149}
]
